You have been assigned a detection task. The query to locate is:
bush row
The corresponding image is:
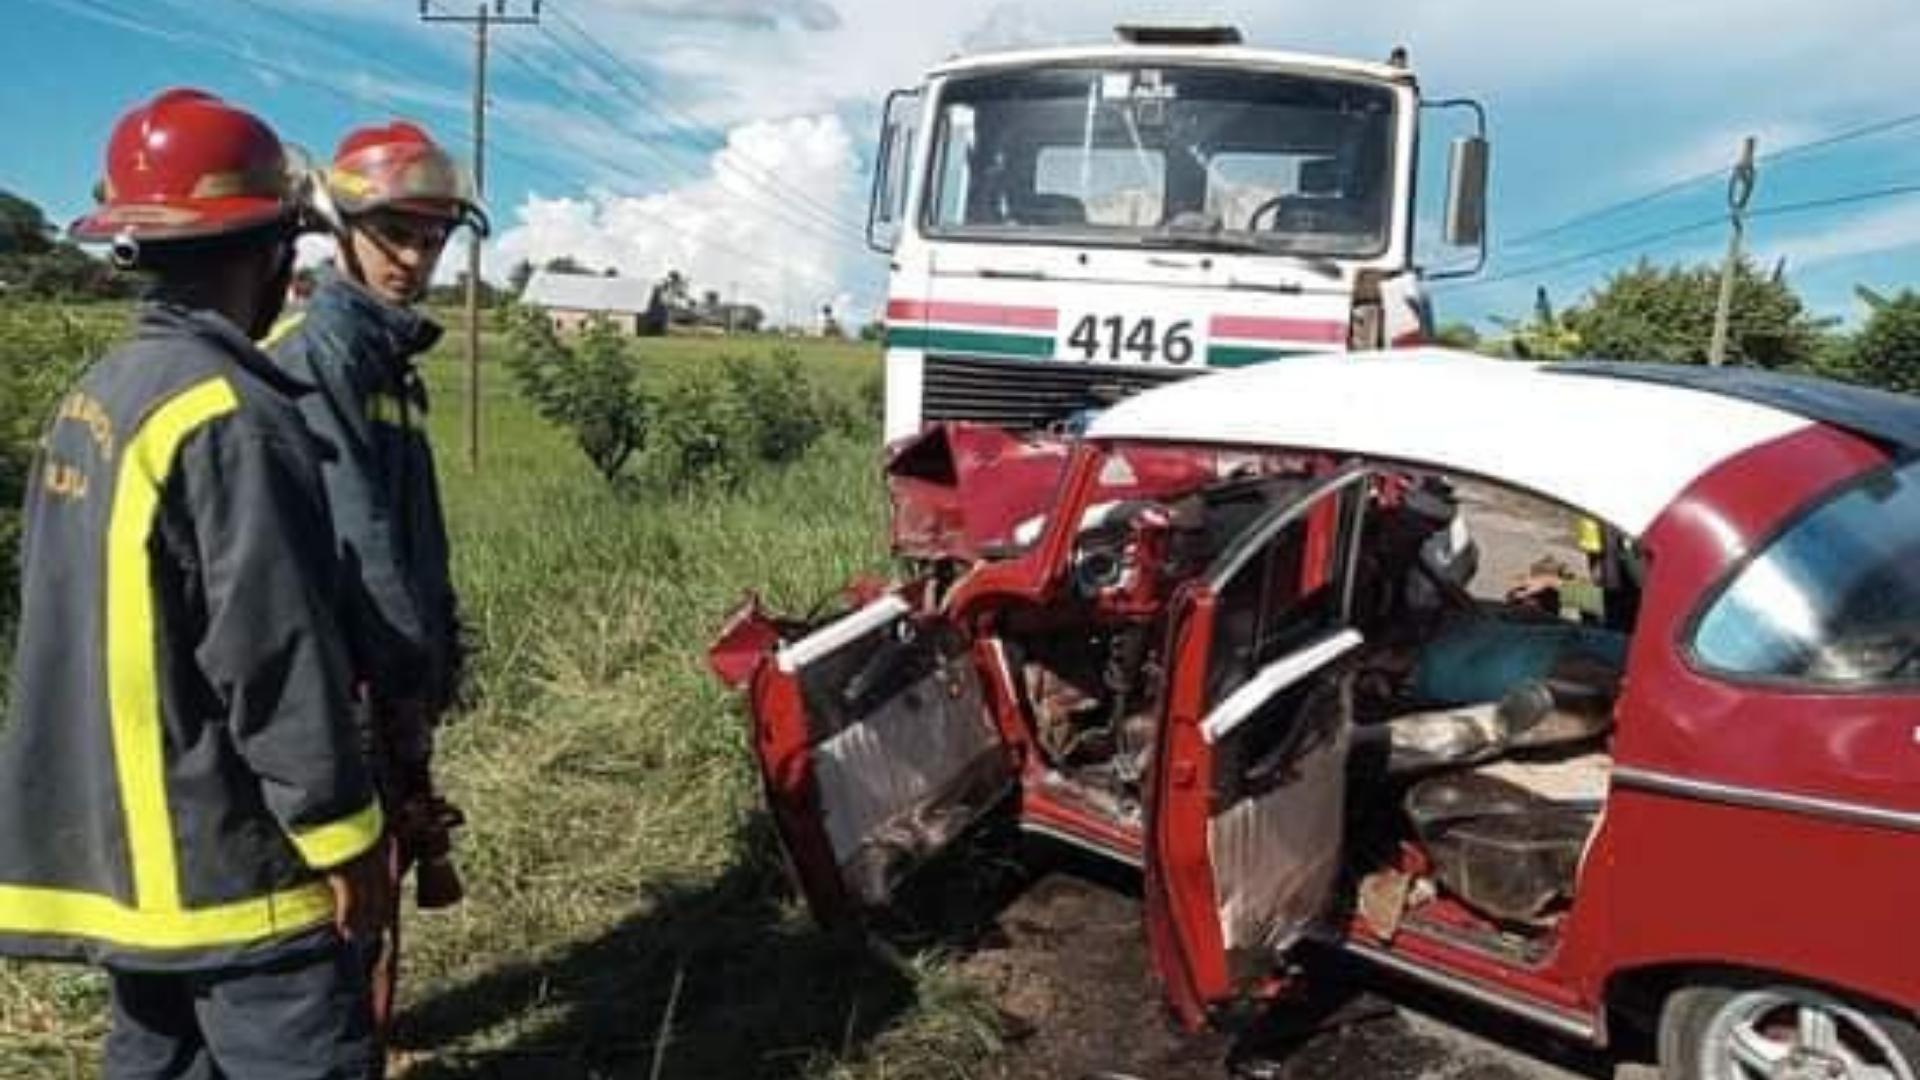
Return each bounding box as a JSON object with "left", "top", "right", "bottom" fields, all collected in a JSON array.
[
  {"left": 503, "top": 306, "right": 877, "bottom": 490},
  {"left": 0, "top": 303, "right": 110, "bottom": 687}
]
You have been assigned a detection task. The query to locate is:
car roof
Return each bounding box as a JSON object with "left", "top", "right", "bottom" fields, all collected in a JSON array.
[
  {"left": 1085, "top": 349, "right": 1818, "bottom": 536},
  {"left": 1551, "top": 360, "right": 1920, "bottom": 453}
]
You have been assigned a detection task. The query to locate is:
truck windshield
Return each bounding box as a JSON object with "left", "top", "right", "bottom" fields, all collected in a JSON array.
[{"left": 926, "top": 65, "right": 1397, "bottom": 257}]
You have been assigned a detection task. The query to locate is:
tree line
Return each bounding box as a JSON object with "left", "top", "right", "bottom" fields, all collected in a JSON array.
[{"left": 1438, "top": 259, "right": 1920, "bottom": 394}]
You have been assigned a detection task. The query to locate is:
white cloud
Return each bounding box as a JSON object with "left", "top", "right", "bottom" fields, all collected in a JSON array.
[
  {"left": 1631, "top": 122, "right": 1820, "bottom": 189},
  {"left": 488, "top": 114, "right": 863, "bottom": 324},
  {"left": 1758, "top": 199, "right": 1920, "bottom": 269},
  {"left": 325, "top": 0, "right": 1920, "bottom": 319},
  {"left": 600, "top": 0, "right": 843, "bottom": 31}
]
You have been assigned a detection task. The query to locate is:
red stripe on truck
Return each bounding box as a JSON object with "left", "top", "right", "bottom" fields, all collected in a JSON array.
[
  {"left": 886, "top": 299, "right": 1058, "bottom": 330},
  {"left": 1210, "top": 315, "right": 1347, "bottom": 343}
]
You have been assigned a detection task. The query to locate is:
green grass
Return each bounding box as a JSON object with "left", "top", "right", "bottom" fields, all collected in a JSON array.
[{"left": 0, "top": 329, "right": 1007, "bottom": 1078}]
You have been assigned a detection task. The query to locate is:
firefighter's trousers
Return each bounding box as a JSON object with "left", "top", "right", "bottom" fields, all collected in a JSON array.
[{"left": 102, "top": 936, "right": 376, "bottom": 1080}]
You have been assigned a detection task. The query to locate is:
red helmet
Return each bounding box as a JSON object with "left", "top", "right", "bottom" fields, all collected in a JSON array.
[
  {"left": 70, "top": 88, "right": 299, "bottom": 246},
  {"left": 322, "top": 121, "right": 489, "bottom": 236}
]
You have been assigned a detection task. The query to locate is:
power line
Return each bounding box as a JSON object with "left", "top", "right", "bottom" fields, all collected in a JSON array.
[
  {"left": 451, "top": 0, "right": 868, "bottom": 248},
  {"left": 434, "top": 2, "right": 870, "bottom": 257},
  {"left": 1443, "top": 216, "right": 1725, "bottom": 292},
  {"left": 33, "top": 0, "right": 859, "bottom": 308},
  {"left": 1441, "top": 182, "right": 1920, "bottom": 295},
  {"left": 483, "top": 33, "right": 868, "bottom": 257},
  {"left": 1748, "top": 182, "right": 1920, "bottom": 222},
  {"left": 539, "top": 0, "right": 870, "bottom": 240},
  {"left": 528, "top": 32, "right": 869, "bottom": 249},
  {"left": 34, "top": 0, "right": 464, "bottom": 130},
  {"left": 420, "top": 1, "right": 542, "bottom": 474},
  {"left": 1762, "top": 113, "right": 1920, "bottom": 166},
  {"left": 1493, "top": 109, "right": 1920, "bottom": 254}
]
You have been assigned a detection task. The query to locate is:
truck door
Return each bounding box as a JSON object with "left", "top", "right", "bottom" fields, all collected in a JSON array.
[
  {"left": 745, "top": 590, "right": 1013, "bottom": 924},
  {"left": 1143, "top": 468, "right": 1371, "bottom": 1028}
]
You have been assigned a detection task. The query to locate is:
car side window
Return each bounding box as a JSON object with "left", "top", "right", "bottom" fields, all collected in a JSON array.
[{"left": 1691, "top": 457, "right": 1920, "bottom": 688}]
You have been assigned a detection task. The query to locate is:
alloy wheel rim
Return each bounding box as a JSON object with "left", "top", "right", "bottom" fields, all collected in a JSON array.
[{"left": 1701, "top": 990, "right": 1913, "bottom": 1080}]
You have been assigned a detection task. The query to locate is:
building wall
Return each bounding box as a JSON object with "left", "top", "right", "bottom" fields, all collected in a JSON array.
[{"left": 545, "top": 308, "right": 641, "bottom": 336}]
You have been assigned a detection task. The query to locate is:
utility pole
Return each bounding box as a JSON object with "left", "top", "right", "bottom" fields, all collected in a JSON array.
[
  {"left": 421, "top": 0, "right": 541, "bottom": 471},
  {"left": 1708, "top": 136, "right": 1758, "bottom": 367}
]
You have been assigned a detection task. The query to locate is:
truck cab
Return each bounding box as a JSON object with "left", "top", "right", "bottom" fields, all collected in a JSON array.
[{"left": 868, "top": 25, "right": 1490, "bottom": 449}]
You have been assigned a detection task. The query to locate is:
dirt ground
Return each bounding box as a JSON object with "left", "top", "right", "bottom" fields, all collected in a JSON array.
[{"left": 898, "top": 842, "right": 1656, "bottom": 1080}]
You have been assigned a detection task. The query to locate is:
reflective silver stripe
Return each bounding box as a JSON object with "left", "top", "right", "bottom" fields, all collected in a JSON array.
[
  {"left": 1612, "top": 766, "right": 1920, "bottom": 834},
  {"left": 775, "top": 595, "right": 911, "bottom": 674},
  {"left": 1018, "top": 821, "right": 1142, "bottom": 868},
  {"left": 1337, "top": 939, "right": 1600, "bottom": 1043}
]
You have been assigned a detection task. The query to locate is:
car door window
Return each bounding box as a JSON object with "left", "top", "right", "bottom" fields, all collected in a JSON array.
[{"left": 1204, "top": 470, "right": 1366, "bottom": 710}]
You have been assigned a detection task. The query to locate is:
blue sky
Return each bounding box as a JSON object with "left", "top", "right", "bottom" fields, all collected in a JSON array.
[{"left": 5, "top": 0, "right": 1919, "bottom": 329}]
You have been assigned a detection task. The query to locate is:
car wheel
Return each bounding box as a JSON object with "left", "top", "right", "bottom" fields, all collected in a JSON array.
[{"left": 1660, "top": 981, "right": 1920, "bottom": 1080}]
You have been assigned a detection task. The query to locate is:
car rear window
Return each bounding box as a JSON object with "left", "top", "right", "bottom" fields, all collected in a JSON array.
[{"left": 1691, "top": 457, "right": 1920, "bottom": 688}]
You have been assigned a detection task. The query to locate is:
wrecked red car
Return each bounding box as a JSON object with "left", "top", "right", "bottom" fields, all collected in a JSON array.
[{"left": 713, "top": 351, "right": 1920, "bottom": 1079}]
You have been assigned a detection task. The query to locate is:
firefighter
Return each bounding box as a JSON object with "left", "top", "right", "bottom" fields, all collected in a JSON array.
[
  {"left": 0, "top": 89, "right": 388, "bottom": 1077},
  {"left": 265, "top": 120, "right": 486, "bottom": 1035}
]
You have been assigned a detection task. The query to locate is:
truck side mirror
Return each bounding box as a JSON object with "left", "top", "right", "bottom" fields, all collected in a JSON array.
[
  {"left": 868, "top": 88, "right": 922, "bottom": 254},
  {"left": 1444, "top": 135, "right": 1490, "bottom": 248}
]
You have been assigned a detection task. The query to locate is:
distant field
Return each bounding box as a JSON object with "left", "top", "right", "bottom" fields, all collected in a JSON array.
[{"left": 0, "top": 324, "right": 1012, "bottom": 1078}]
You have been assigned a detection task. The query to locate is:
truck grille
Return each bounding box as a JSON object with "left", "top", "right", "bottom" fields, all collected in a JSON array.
[{"left": 922, "top": 353, "right": 1194, "bottom": 430}]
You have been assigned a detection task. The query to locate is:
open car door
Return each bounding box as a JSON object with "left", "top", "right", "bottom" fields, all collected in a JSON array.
[
  {"left": 742, "top": 590, "right": 1014, "bottom": 924},
  {"left": 1144, "top": 467, "right": 1372, "bottom": 1028}
]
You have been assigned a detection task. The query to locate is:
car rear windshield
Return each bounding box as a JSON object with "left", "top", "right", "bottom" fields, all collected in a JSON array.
[{"left": 1691, "top": 456, "right": 1920, "bottom": 688}]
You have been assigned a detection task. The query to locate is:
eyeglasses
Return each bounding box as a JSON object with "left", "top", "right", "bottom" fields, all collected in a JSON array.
[{"left": 359, "top": 214, "right": 454, "bottom": 253}]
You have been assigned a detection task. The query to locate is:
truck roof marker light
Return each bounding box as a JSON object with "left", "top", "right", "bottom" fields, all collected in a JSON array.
[{"left": 1114, "top": 24, "right": 1243, "bottom": 47}]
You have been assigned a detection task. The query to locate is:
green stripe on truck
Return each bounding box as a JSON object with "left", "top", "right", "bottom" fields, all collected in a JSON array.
[
  {"left": 885, "top": 327, "right": 1056, "bottom": 358},
  {"left": 1209, "top": 345, "right": 1319, "bottom": 368}
]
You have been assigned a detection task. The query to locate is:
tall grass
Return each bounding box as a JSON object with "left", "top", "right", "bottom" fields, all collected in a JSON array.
[{"left": 0, "top": 328, "right": 1005, "bottom": 1078}]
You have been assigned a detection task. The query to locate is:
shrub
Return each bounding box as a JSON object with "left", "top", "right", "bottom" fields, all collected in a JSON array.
[
  {"left": 645, "top": 365, "right": 752, "bottom": 492},
  {"left": 1562, "top": 258, "right": 1821, "bottom": 368},
  {"left": 1, "top": 302, "right": 109, "bottom": 695},
  {"left": 502, "top": 307, "right": 648, "bottom": 482},
  {"left": 857, "top": 367, "right": 885, "bottom": 428},
  {"left": 722, "top": 348, "right": 824, "bottom": 466},
  {"left": 1847, "top": 290, "right": 1920, "bottom": 394}
]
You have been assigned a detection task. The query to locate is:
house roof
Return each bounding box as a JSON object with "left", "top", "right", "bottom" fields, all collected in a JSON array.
[
  {"left": 521, "top": 270, "right": 655, "bottom": 314},
  {"left": 1086, "top": 349, "right": 1820, "bottom": 536}
]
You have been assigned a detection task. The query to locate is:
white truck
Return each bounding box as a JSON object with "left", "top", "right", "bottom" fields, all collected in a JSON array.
[{"left": 867, "top": 24, "right": 1490, "bottom": 447}]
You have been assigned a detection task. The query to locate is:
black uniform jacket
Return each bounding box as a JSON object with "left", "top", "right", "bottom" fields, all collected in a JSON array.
[
  {"left": 0, "top": 303, "right": 382, "bottom": 970},
  {"left": 268, "top": 273, "right": 457, "bottom": 707}
]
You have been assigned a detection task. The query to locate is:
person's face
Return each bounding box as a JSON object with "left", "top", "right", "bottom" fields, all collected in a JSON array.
[{"left": 346, "top": 208, "right": 454, "bottom": 305}]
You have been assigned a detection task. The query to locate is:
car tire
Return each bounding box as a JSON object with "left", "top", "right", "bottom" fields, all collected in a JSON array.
[{"left": 1659, "top": 979, "right": 1920, "bottom": 1080}]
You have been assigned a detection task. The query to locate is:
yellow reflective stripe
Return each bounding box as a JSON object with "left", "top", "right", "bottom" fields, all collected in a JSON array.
[
  {"left": 259, "top": 311, "right": 306, "bottom": 350},
  {"left": 0, "top": 881, "right": 334, "bottom": 952},
  {"left": 1575, "top": 516, "right": 1605, "bottom": 554},
  {"left": 107, "top": 377, "right": 240, "bottom": 911},
  {"left": 366, "top": 392, "right": 406, "bottom": 428},
  {"left": 287, "top": 801, "right": 385, "bottom": 870}
]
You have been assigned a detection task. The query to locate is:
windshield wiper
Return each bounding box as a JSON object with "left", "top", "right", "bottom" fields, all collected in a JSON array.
[{"left": 1136, "top": 230, "right": 1268, "bottom": 253}]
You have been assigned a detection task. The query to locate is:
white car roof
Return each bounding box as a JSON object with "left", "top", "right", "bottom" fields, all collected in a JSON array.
[
  {"left": 928, "top": 45, "right": 1414, "bottom": 86},
  {"left": 1085, "top": 350, "right": 1814, "bottom": 536}
]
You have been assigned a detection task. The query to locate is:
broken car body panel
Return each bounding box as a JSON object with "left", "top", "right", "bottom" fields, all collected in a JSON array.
[{"left": 714, "top": 350, "right": 1920, "bottom": 1040}]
